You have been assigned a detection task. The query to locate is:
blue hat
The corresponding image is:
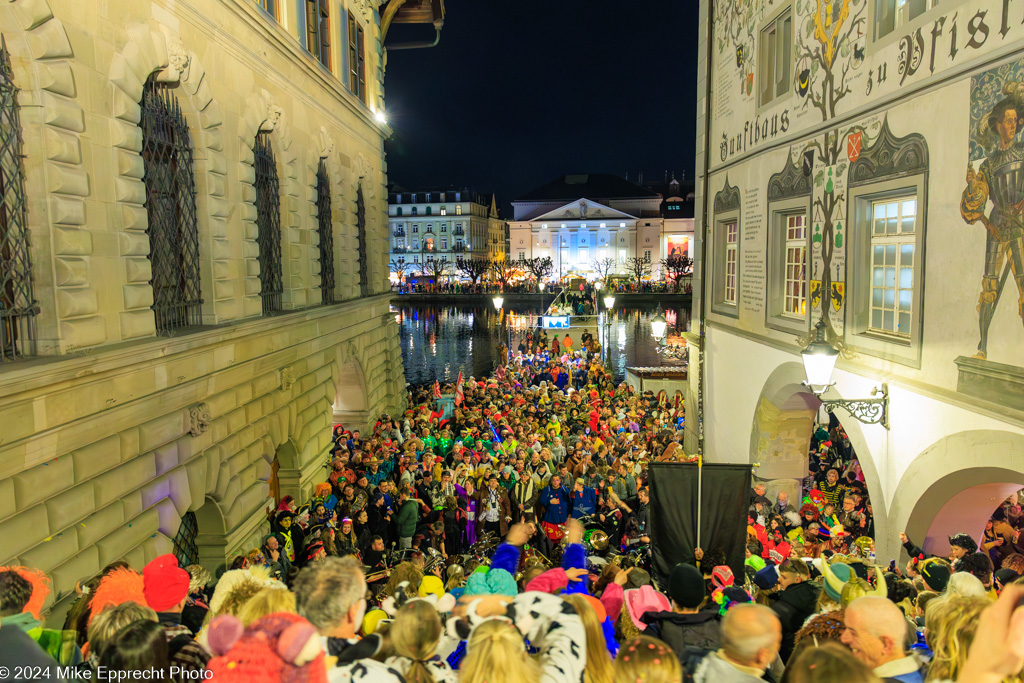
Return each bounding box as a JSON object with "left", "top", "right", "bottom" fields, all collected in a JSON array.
[{"left": 753, "top": 565, "right": 779, "bottom": 590}]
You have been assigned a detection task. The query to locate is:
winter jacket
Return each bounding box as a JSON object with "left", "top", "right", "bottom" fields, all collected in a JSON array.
[
  {"left": 642, "top": 610, "right": 722, "bottom": 658},
  {"left": 570, "top": 486, "right": 598, "bottom": 518},
  {"left": 770, "top": 580, "right": 820, "bottom": 661},
  {"left": 395, "top": 499, "right": 419, "bottom": 538},
  {"left": 691, "top": 650, "right": 769, "bottom": 683}
]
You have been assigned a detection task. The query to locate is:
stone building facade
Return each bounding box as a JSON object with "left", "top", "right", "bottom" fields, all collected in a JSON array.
[
  {"left": 694, "top": 0, "right": 1024, "bottom": 562},
  {"left": 0, "top": 0, "right": 410, "bottom": 621}
]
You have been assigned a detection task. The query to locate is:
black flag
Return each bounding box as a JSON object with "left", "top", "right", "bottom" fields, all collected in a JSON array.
[{"left": 649, "top": 462, "right": 752, "bottom": 585}]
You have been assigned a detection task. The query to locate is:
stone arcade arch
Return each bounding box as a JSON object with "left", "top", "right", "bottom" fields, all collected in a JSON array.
[
  {"left": 747, "top": 362, "right": 889, "bottom": 543},
  {"left": 888, "top": 431, "right": 1024, "bottom": 560},
  {"left": 333, "top": 343, "right": 370, "bottom": 429},
  {"left": 193, "top": 497, "right": 228, "bottom": 575}
]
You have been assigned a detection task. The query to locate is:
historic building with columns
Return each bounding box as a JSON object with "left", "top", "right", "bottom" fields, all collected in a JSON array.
[
  {"left": 0, "top": 0, "right": 434, "bottom": 621},
  {"left": 508, "top": 174, "right": 693, "bottom": 280}
]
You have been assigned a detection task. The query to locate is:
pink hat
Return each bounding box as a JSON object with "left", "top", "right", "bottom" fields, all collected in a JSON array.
[
  {"left": 624, "top": 584, "right": 670, "bottom": 630},
  {"left": 712, "top": 565, "right": 735, "bottom": 589}
]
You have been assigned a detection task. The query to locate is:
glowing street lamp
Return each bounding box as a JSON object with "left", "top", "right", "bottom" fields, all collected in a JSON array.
[
  {"left": 650, "top": 306, "right": 668, "bottom": 341},
  {"left": 604, "top": 295, "right": 615, "bottom": 310},
  {"left": 492, "top": 295, "right": 504, "bottom": 310},
  {"left": 801, "top": 317, "right": 890, "bottom": 429}
]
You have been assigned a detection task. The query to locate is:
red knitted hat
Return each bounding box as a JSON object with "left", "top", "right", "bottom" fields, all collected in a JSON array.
[
  {"left": 207, "top": 613, "right": 326, "bottom": 683},
  {"left": 143, "top": 554, "right": 190, "bottom": 612}
]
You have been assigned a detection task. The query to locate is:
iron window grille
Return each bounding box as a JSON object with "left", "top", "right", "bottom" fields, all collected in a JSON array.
[
  {"left": 140, "top": 79, "right": 203, "bottom": 335},
  {"left": 0, "top": 37, "right": 36, "bottom": 362},
  {"left": 172, "top": 511, "right": 199, "bottom": 567},
  {"left": 254, "top": 131, "right": 283, "bottom": 315},
  {"left": 356, "top": 184, "right": 369, "bottom": 296},
  {"left": 316, "top": 159, "right": 336, "bottom": 304}
]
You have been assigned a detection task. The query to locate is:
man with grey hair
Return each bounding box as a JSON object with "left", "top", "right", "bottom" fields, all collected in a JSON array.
[
  {"left": 293, "top": 555, "right": 370, "bottom": 662},
  {"left": 692, "top": 603, "right": 782, "bottom": 682},
  {"left": 841, "top": 596, "right": 924, "bottom": 682}
]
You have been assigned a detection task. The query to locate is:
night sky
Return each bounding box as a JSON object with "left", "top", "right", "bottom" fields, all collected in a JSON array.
[{"left": 383, "top": 0, "right": 699, "bottom": 214}]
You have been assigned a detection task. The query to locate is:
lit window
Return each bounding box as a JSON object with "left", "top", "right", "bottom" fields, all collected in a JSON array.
[
  {"left": 724, "top": 221, "right": 738, "bottom": 304},
  {"left": 759, "top": 8, "right": 792, "bottom": 106},
  {"left": 783, "top": 215, "right": 807, "bottom": 318},
  {"left": 256, "top": 0, "right": 278, "bottom": 20},
  {"left": 441, "top": 237, "right": 448, "bottom": 250},
  {"left": 619, "top": 249, "right": 627, "bottom": 264},
  {"left": 456, "top": 205, "right": 463, "bottom": 215},
  {"left": 347, "top": 12, "right": 366, "bottom": 103},
  {"left": 869, "top": 197, "right": 916, "bottom": 337},
  {"left": 441, "top": 207, "right": 447, "bottom": 215},
  {"left": 579, "top": 248, "right": 589, "bottom": 264},
  {"left": 305, "top": 0, "right": 331, "bottom": 70}
]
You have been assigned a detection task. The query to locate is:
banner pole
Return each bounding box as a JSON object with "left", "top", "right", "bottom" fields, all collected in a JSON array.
[{"left": 696, "top": 453, "right": 703, "bottom": 552}]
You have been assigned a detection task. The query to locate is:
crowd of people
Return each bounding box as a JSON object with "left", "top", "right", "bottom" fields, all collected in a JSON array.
[{"left": 4, "top": 330, "right": 1024, "bottom": 683}]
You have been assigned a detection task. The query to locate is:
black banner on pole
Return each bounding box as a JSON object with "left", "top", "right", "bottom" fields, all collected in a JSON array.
[{"left": 649, "top": 462, "right": 752, "bottom": 585}]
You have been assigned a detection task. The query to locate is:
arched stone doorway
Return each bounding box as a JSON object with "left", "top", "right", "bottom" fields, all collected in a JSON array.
[
  {"left": 747, "top": 362, "right": 888, "bottom": 553},
  {"left": 888, "top": 430, "right": 1024, "bottom": 560},
  {"left": 193, "top": 497, "right": 228, "bottom": 575}
]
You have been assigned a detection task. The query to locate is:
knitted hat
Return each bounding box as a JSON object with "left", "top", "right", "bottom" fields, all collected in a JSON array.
[
  {"left": 711, "top": 565, "right": 735, "bottom": 590},
  {"left": 918, "top": 558, "right": 951, "bottom": 592},
  {"left": 143, "top": 554, "right": 190, "bottom": 612},
  {"left": 206, "top": 613, "right": 326, "bottom": 683},
  {"left": 668, "top": 563, "right": 705, "bottom": 609},
  {"left": 753, "top": 565, "right": 779, "bottom": 590}
]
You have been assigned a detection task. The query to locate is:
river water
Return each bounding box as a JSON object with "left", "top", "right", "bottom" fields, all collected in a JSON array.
[{"left": 391, "top": 302, "right": 691, "bottom": 385}]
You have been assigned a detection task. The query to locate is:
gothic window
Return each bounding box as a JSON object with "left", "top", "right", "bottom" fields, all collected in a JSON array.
[
  {"left": 0, "top": 37, "right": 36, "bottom": 361},
  {"left": 356, "top": 184, "right": 369, "bottom": 296},
  {"left": 140, "top": 80, "right": 203, "bottom": 334},
  {"left": 316, "top": 160, "right": 335, "bottom": 304},
  {"left": 254, "top": 132, "right": 283, "bottom": 315}
]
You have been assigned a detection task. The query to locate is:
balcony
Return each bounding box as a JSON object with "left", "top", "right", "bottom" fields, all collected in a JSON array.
[
  {"left": 392, "top": 246, "right": 409, "bottom": 253},
  {"left": 393, "top": 228, "right": 406, "bottom": 237},
  {"left": 452, "top": 244, "right": 468, "bottom": 253},
  {"left": 453, "top": 228, "right": 465, "bottom": 236}
]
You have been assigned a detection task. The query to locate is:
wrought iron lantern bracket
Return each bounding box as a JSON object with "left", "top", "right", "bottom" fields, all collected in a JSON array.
[{"left": 808, "top": 382, "right": 890, "bottom": 430}]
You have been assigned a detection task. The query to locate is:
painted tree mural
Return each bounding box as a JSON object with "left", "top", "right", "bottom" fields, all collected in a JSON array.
[{"left": 793, "top": 0, "right": 866, "bottom": 343}]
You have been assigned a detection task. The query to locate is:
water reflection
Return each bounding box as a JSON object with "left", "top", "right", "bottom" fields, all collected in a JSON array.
[{"left": 392, "top": 302, "right": 691, "bottom": 385}]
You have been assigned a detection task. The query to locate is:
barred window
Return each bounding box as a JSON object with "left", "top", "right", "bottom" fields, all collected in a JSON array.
[
  {"left": 0, "top": 38, "right": 36, "bottom": 361},
  {"left": 172, "top": 511, "right": 199, "bottom": 567},
  {"left": 140, "top": 80, "right": 203, "bottom": 334},
  {"left": 316, "top": 159, "right": 335, "bottom": 304},
  {"left": 356, "top": 184, "right": 369, "bottom": 296},
  {"left": 254, "top": 132, "right": 283, "bottom": 315}
]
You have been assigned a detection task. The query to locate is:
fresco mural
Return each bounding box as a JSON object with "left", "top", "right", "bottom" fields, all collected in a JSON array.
[{"left": 961, "top": 60, "right": 1024, "bottom": 361}]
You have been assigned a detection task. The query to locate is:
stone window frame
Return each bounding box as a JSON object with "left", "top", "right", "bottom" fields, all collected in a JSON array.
[
  {"left": 844, "top": 118, "right": 929, "bottom": 368},
  {"left": 711, "top": 178, "right": 741, "bottom": 318},
  {"left": 765, "top": 153, "right": 813, "bottom": 335}
]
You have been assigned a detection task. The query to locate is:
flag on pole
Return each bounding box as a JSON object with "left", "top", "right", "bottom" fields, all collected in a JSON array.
[
  {"left": 455, "top": 371, "right": 465, "bottom": 406},
  {"left": 432, "top": 380, "right": 442, "bottom": 399}
]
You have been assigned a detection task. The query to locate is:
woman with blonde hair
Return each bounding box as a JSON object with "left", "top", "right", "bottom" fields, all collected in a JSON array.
[
  {"left": 782, "top": 642, "right": 881, "bottom": 683},
  {"left": 925, "top": 596, "right": 991, "bottom": 681},
  {"left": 461, "top": 592, "right": 586, "bottom": 683},
  {"left": 235, "top": 586, "right": 296, "bottom": 626},
  {"left": 613, "top": 636, "right": 681, "bottom": 683},
  {"left": 564, "top": 594, "right": 614, "bottom": 683},
  {"left": 460, "top": 618, "right": 541, "bottom": 683},
  {"left": 385, "top": 599, "right": 456, "bottom": 683}
]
